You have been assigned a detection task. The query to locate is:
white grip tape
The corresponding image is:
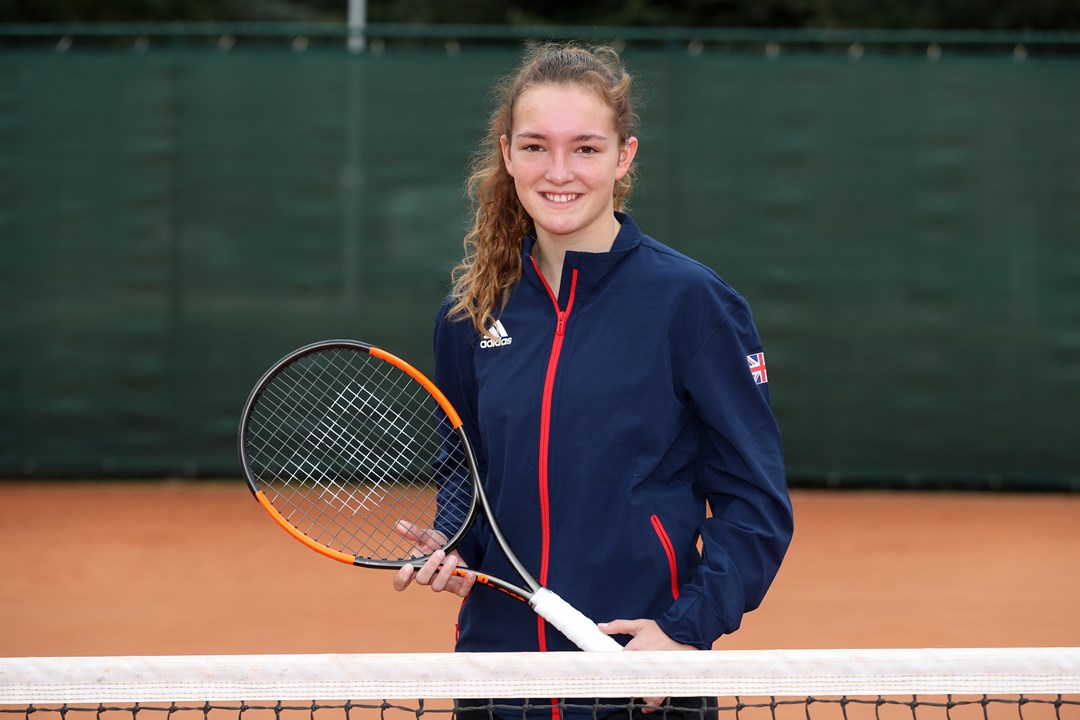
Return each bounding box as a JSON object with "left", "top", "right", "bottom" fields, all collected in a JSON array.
[{"left": 529, "top": 587, "right": 624, "bottom": 652}]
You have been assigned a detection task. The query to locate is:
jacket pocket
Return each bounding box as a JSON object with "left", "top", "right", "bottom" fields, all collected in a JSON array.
[{"left": 650, "top": 514, "right": 680, "bottom": 600}]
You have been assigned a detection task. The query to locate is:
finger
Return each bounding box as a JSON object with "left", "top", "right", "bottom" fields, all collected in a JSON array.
[
  {"left": 417, "top": 527, "right": 448, "bottom": 552},
  {"left": 641, "top": 697, "right": 666, "bottom": 715},
  {"left": 430, "top": 552, "right": 460, "bottom": 593},
  {"left": 392, "top": 563, "right": 415, "bottom": 592},
  {"left": 598, "top": 619, "right": 641, "bottom": 636},
  {"left": 414, "top": 549, "right": 446, "bottom": 585},
  {"left": 395, "top": 520, "right": 434, "bottom": 547},
  {"left": 454, "top": 569, "right": 477, "bottom": 598}
]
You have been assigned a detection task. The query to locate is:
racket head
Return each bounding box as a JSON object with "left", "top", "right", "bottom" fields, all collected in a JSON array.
[{"left": 238, "top": 339, "right": 481, "bottom": 568}]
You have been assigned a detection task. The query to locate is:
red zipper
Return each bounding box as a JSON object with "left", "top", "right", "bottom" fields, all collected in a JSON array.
[
  {"left": 651, "top": 514, "right": 681, "bottom": 600},
  {"left": 530, "top": 258, "right": 578, "bottom": 655},
  {"left": 531, "top": 259, "right": 578, "bottom": 720}
]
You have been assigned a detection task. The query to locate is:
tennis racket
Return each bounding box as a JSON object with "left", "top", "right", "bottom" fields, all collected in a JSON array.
[{"left": 238, "top": 338, "right": 622, "bottom": 652}]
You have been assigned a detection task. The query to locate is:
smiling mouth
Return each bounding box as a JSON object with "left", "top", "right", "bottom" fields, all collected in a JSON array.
[{"left": 542, "top": 193, "right": 579, "bottom": 204}]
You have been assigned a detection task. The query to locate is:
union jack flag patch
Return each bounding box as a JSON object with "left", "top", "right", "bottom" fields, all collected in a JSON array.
[{"left": 747, "top": 352, "right": 768, "bottom": 384}]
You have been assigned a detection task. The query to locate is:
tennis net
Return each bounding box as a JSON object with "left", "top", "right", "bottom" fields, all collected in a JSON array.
[{"left": 2, "top": 648, "right": 1078, "bottom": 720}]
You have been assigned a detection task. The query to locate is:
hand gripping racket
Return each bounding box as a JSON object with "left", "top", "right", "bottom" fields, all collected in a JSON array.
[{"left": 238, "top": 339, "right": 622, "bottom": 652}]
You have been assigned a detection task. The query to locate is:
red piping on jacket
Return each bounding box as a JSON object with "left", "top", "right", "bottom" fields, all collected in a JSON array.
[
  {"left": 531, "top": 257, "right": 579, "bottom": 657},
  {"left": 651, "top": 514, "right": 681, "bottom": 600}
]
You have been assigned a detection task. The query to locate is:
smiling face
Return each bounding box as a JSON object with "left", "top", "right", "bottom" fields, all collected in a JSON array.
[{"left": 500, "top": 83, "right": 638, "bottom": 254}]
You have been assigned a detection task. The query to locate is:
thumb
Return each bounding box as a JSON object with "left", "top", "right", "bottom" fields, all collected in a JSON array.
[{"left": 395, "top": 521, "right": 445, "bottom": 553}]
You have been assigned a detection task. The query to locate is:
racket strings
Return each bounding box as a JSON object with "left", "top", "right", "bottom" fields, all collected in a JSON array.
[
  {"left": 255, "top": 350, "right": 441, "bottom": 553},
  {"left": 251, "top": 351, "right": 453, "bottom": 558},
  {"left": 250, "top": 354, "right": 390, "bottom": 548},
  {"left": 245, "top": 348, "right": 475, "bottom": 562}
]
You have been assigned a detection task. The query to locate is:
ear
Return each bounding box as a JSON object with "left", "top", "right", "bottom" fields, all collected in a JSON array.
[
  {"left": 500, "top": 134, "right": 514, "bottom": 176},
  {"left": 614, "top": 136, "right": 638, "bottom": 181}
]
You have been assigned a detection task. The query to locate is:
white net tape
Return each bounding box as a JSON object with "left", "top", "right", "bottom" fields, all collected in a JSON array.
[{"left": 2, "top": 648, "right": 1079, "bottom": 704}]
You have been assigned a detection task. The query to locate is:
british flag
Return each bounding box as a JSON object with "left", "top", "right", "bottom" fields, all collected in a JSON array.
[{"left": 747, "top": 352, "right": 768, "bottom": 384}]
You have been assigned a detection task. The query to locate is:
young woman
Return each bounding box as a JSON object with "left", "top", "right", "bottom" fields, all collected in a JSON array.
[{"left": 394, "top": 40, "right": 793, "bottom": 716}]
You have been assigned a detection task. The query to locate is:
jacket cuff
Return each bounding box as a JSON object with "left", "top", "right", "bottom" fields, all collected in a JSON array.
[{"left": 656, "top": 590, "right": 739, "bottom": 650}]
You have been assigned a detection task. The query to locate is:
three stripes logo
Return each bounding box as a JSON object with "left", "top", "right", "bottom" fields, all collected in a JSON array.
[{"left": 480, "top": 320, "right": 513, "bottom": 349}]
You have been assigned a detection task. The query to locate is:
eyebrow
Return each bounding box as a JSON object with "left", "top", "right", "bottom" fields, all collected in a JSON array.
[{"left": 515, "top": 131, "right": 610, "bottom": 143}]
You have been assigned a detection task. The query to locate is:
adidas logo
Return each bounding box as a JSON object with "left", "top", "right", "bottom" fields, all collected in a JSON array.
[{"left": 480, "top": 319, "right": 513, "bottom": 349}]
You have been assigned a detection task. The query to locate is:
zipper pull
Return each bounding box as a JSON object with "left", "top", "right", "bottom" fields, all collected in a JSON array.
[{"left": 556, "top": 311, "right": 567, "bottom": 336}]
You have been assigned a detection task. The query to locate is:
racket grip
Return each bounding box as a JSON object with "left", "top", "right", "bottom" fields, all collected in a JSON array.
[{"left": 529, "top": 587, "right": 624, "bottom": 652}]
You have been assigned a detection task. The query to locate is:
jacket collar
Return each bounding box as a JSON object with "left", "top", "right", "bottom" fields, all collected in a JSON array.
[{"left": 521, "top": 212, "right": 643, "bottom": 299}]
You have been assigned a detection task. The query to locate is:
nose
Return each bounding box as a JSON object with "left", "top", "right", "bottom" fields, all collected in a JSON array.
[{"left": 545, "top": 151, "right": 573, "bottom": 184}]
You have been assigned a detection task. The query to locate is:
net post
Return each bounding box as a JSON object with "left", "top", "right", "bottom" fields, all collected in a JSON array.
[{"left": 347, "top": 0, "right": 366, "bottom": 53}]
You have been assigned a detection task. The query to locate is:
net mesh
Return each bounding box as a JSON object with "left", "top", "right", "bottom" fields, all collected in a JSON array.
[
  {"left": 2, "top": 650, "right": 1078, "bottom": 720},
  {"left": 243, "top": 345, "right": 476, "bottom": 562}
]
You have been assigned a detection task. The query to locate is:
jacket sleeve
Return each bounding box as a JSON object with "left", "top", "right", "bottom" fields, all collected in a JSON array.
[
  {"left": 656, "top": 297, "right": 793, "bottom": 648},
  {"left": 432, "top": 300, "right": 489, "bottom": 567}
]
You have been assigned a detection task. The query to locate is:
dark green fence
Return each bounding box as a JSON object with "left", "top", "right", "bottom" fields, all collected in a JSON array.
[{"left": 2, "top": 26, "right": 1078, "bottom": 489}]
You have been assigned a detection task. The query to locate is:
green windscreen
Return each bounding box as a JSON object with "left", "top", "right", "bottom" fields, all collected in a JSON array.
[{"left": 2, "top": 34, "right": 1077, "bottom": 489}]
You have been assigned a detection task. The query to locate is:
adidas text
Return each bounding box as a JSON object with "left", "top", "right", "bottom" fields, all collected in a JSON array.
[{"left": 481, "top": 320, "right": 513, "bottom": 349}]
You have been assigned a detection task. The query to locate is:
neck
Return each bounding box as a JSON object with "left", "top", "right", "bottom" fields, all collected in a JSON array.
[
  {"left": 532, "top": 213, "right": 621, "bottom": 296},
  {"left": 531, "top": 243, "right": 565, "bottom": 299}
]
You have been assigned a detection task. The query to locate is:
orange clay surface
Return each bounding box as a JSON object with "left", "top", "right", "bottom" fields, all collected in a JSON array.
[{"left": 1, "top": 481, "right": 1077, "bottom": 656}]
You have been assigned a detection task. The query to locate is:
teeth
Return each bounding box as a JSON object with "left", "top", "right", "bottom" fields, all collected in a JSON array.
[{"left": 543, "top": 193, "right": 578, "bottom": 203}]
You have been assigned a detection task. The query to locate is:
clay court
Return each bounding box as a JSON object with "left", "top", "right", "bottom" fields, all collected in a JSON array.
[{"left": 1, "top": 482, "right": 1077, "bottom": 657}]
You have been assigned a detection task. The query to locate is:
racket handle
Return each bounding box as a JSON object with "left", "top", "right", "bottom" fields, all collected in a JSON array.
[{"left": 529, "top": 587, "right": 624, "bottom": 652}]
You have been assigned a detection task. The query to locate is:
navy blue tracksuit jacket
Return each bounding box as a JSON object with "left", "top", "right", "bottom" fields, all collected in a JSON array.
[{"left": 433, "top": 213, "right": 793, "bottom": 659}]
